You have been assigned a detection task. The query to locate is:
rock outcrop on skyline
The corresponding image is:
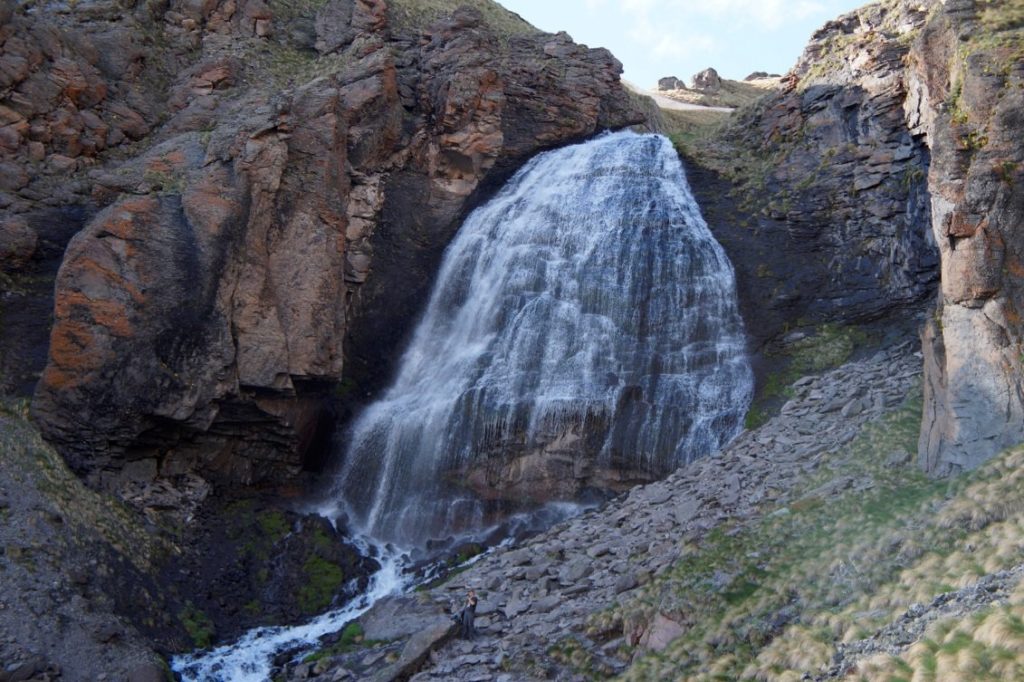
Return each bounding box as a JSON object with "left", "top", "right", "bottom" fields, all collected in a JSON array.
[{"left": 17, "top": 0, "right": 644, "bottom": 488}]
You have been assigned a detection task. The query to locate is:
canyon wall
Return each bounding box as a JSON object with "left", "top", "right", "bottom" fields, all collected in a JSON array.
[
  {"left": 687, "top": 0, "right": 939, "bottom": 357},
  {"left": 906, "top": 0, "right": 1024, "bottom": 474},
  {"left": 690, "top": 0, "right": 1022, "bottom": 474},
  {"left": 12, "top": 0, "right": 644, "bottom": 488}
]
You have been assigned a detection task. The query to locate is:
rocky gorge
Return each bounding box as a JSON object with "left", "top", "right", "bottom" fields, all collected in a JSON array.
[{"left": 1, "top": 0, "right": 1024, "bottom": 680}]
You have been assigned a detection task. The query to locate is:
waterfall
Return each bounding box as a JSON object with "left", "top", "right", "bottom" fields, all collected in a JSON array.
[{"left": 332, "top": 130, "right": 753, "bottom": 547}]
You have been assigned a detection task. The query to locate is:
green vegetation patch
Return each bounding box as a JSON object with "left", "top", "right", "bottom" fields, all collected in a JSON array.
[
  {"left": 387, "top": 0, "right": 539, "bottom": 38},
  {"left": 303, "top": 621, "right": 392, "bottom": 663},
  {"left": 270, "top": 0, "right": 329, "bottom": 23},
  {"left": 179, "top": 602, "right": 216, "bottom": 649},
  {"left": 745, "top": 322, "right": 871, "bottom": 429},
  {"left": 661, "top": 108, "right": 732, "bottom": 160},
  {"left": 298, "top": 554, "right": 346, "bottom": 613}
]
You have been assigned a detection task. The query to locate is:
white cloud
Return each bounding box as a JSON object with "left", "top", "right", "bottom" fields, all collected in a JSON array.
[{"left": 628, "top": 14, "right": 716, "bottom": 61}]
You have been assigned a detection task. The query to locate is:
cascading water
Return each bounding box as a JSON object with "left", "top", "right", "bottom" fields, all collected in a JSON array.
[
  {"left": 171, "top": 130, "right": 753, "bottom": 679},
  {"left": 332, "top": 130, "right": 753, "bottom": 547}
]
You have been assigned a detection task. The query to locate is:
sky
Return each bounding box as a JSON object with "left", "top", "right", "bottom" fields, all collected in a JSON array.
[{"left": 498, "top": 0, "right": 868, "bottom": 88}]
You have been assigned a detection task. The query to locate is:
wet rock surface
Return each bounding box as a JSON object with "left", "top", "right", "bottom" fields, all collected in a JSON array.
[
  {"left": 160, "top": 499, "right": 380, "bottom": 645},
  {"left": 297, "top": 341, "right": 923, "bottom": 681}
]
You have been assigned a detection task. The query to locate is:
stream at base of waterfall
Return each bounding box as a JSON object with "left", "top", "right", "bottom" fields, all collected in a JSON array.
[{"left": 171, "top": 130, "right": 753, "bottom": 680}]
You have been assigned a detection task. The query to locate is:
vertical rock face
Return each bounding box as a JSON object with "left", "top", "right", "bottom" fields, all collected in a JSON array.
[
  {"left": 684, "top": 0, "right": 1021, "bottom": 476},
  {"left": 27, "top": 0, "right": 645, "bottom": 487},
  {"left": 689, "top": 0, "right": 940, "bottom": 354},
  {"left": 747, "top": 0, "right": 1023, "bottom": 474},
  {"left": 906, "top": 1, "right": 1024, "bottom": 474}
]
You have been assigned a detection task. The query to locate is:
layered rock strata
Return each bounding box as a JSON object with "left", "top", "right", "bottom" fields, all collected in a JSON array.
[
  {"left": 691, "top": 0, "right": 939, "bottom": 357},
  {"left": 22, "top": 0, "right": 644, "bottom": 487}
]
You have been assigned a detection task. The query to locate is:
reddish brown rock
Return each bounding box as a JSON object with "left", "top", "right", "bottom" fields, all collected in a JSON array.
[{"left": 30, "top": 1, "right": 646, "bottom": 487}]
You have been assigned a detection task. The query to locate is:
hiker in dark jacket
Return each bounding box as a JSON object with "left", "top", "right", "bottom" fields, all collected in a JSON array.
[{"left": 459, "top": 589, "right": 478, "bottom": 639}]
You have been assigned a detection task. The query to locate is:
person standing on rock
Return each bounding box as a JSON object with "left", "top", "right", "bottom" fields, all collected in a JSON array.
[{"left": 459, "top": 589, "right": 478, "bottom": 640}]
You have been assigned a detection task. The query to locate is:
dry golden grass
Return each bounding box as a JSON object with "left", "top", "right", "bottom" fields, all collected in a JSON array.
[
  {"left": 853, "top": 598, "right": 1024, "bottom": 681},
  {"left": 743, "top": 626, "right": 832, "bottom": 679},
  {"left": 619, "top": 383, "right": 1024, "bottom": 681},
  {"left": 659, "top": 78, "right": 778, "bottom": 109}
]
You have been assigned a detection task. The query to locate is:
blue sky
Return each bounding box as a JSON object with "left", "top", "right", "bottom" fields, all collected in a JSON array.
[{"left": 499, "top": 0, "right": 868, "bottom": 88}]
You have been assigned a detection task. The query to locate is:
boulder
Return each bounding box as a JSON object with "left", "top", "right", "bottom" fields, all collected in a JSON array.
[
  {"left": 640, "top": 613, "right": 686, "bottom": 651},
  {"left": 657, "top": 76, "right": 686, "bottom": 91},
  {"left": 359, "top": 595, "right": 451, "bottom": 642},
  {"left": 691, "top": 67, "right": 722, "bottom": 91},
  {"left": 0, "top": 216, "right": 36, "bottom": 271},
  {"left": 369, "top": 620, "right": 456, "bottom": 682}
]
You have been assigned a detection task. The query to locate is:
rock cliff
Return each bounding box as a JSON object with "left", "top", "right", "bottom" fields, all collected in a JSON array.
[
  {"left": 15, "top": 0, "right": 644, "bottom": 488},
  {"left": 686, "top": 0, "right": 939, "bottom": 352},
  {"left": 684, "top": 0, "right": 1022, "bottom": 475},
  {"left": 906, "top": 0, "right": 1024, "bottom": 474}
]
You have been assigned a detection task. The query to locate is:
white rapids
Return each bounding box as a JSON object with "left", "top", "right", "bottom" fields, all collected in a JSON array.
[{"left": 170, "top": 541, "right": 409, "bottom": 682}]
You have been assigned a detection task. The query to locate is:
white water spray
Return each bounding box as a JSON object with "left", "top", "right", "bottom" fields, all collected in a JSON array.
[{"left": 333, "top": 130, "right": 753, "bottom": 546}]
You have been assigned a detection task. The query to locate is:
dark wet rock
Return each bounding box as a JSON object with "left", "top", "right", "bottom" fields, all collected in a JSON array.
[{"left": 162, "top": 498, "right": 379, "bottom": 645}]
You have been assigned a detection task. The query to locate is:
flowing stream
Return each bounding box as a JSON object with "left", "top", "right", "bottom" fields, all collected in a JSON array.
[
  {"left": 171, "top": 130, "right": 753, "bottom": 679},
  {"left": 331, "top": 130, "right": 752, "bottom": 547},
  {"left": 170, "top": 540, "right": 410, "bottom": 681}
]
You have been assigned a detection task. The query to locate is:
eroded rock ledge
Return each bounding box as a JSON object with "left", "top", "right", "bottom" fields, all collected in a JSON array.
[{"left": 23, "top": 0, "right": 645, "bottom": 488}]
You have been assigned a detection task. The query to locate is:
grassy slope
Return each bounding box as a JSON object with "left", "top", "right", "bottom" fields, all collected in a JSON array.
[
  {"left": 660, "top": 78, "right": 779, "bottom": 109},
  {"left": 387, "top": 0, "right": 540, "bottom": 36},
  {"left": 0, "top": 399, "right": 164, "bottom": 569},
  {"left": 599, "top": 384, "right": 1024, "bottom": 681}
]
